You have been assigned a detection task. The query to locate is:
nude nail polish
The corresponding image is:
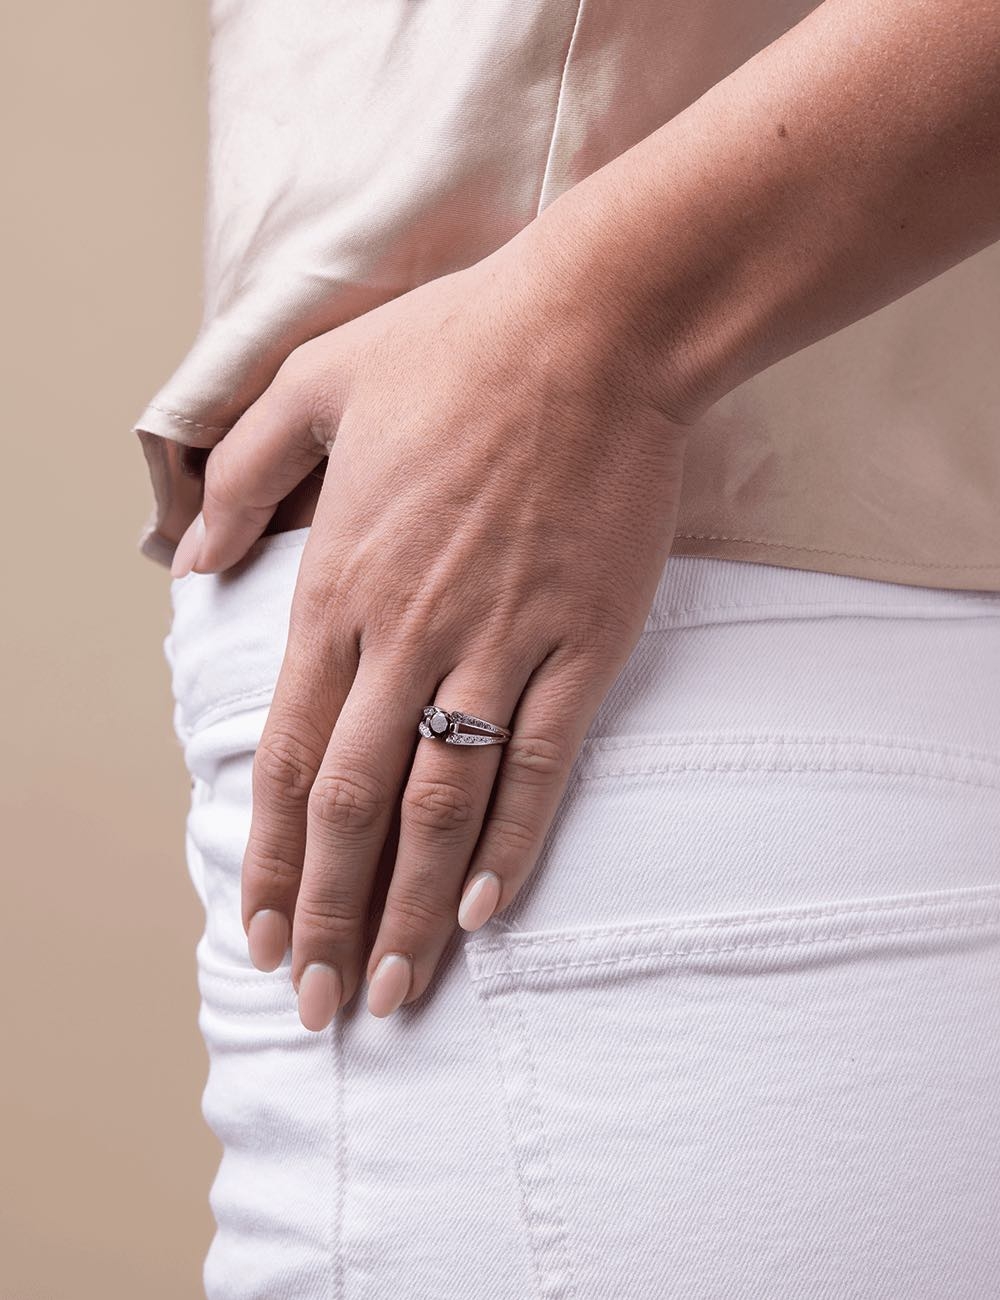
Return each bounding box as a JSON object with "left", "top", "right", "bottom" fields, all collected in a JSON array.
[
  {"left": 367, "top": 952, "right": 412, "bottom": 1018},
  {"left": 458, "top": 870, "right": 502, "bottom": 932},
  {"left": 247, "top": 908, "right": 290, "bottom": 971},
  {"left": 298, "top": 962, "right": 342, "bottom": 1031},
  {"left": 171, "top": 511, "right": 205, "bottom": 579}
]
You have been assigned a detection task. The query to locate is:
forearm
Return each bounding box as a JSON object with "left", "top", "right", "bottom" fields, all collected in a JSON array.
[{"left": 526, "top": 0, "right": 1000, "bottom": 423}]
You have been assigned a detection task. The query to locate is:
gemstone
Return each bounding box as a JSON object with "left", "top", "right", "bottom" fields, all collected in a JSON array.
[{"left": 430, "top": 710, "right": 449, "bottom": 735}]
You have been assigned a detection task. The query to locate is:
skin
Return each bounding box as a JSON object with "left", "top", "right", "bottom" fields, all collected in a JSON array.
[{"left": 171, "top": 0, "right": 1000, "bottom": 1028}]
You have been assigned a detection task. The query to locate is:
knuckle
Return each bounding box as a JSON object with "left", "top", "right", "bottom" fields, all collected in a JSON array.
[
  {"left": 275, "top": 348, "right": 332, "bottom": 446},
  {"left": 295, "top": 895, "right": 364, "bottom": 947},
  {"left": 504, "top": 730, "right": 571, "bottom": 784},
  {"left": 307, "top": 768, "right": 386, "bottom": 836},
  {"left": 201, "top": 449, "right": 242, "bottom": 516},
  {"left": 485, "top": 811, "right": 539, "bottom": 861},
  {"left": 274, "top": 344, "right": 311, "bottom": 385},
  {"left": 254, "top": 729, "right": 321, "bottom": 803},
  {"left": 291, "top": 575, "right": 344, "bottom": 638},
  {"left": 245, "top": 847, "right": 303, "bottom": 888},
  {"left": 562, "top": 615, "right": 619, "bottom": 658},
  {"left": 386, "top": 888, "right": 454, "bottom": 936},
  {"left": 401, "top": 775, "right": 478, "bottom": 837}
]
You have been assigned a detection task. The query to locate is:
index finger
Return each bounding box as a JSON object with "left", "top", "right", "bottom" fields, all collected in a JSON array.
[{"left": 239, "top": 605, "right": 358, "bottom": 975}]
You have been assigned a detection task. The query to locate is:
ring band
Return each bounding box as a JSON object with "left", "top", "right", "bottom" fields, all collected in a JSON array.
[{"left": 418, "top": 705, "right": 512, "bottom": 746}]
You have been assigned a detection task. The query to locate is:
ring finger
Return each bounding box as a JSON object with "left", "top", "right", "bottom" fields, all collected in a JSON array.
[{"left": 364, "top": 652, "right": 532, "bottom": 1017}]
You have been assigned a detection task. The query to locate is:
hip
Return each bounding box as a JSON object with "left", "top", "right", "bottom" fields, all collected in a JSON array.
[{"left": 165, "top": 538, "right": 1000, "bottom": 1299}]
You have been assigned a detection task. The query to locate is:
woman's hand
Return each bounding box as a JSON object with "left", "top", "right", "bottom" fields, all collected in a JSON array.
[
  {"left": 173, "top": 225, "right": 694, "bottom": 1030},
  {"left": 168, "top": 0, "right": 1000, "bottom": 1031}
]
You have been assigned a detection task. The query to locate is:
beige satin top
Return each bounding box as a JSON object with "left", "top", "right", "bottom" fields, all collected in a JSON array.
[{"left": 132, "top": 0, "right": 1000, "bottom": 591}]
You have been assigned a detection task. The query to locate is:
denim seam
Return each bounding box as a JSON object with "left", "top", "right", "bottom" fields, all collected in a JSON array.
[
  {"left": 199, "top": 1001, "right": 298, "bottom": 1017},
  {"left": 200, "top": 894, "right": 1000, "bottom": 1003},
  {"left": 467, "top": 886, "right": 1000, "bottom": 953},
  {"left": 646, "top": 597, "right": 1000, "bottom": 618},
  {"left": 673, "top": 532, "right": 1000, "bottom": 570},
  {"left": 514, "top": 986, "right": 578, "bottom": 1297},
  {"left": 581, "top": 732, "right": 1000, "bottom": 767},
  {"left": 181, "top": 688, "right": 275, "bottom": 734},
  {"left": 470, "top": 914, "right": 1000, "bottom": 984},
  {"left": 198, "top": 972, "right": 295, "bottom": 988},
  {"left": 477, "top": 983, "right": 552, "bottom": 1298},
  {"left": 641, "top": 604, "right": 1000, "bottom": 633},
  {"left": 576, "top": 760, "right": 1000, "bottom": 792},
  {"left": 333, "top": 1012, "right": 345, "bottom": 1300}
]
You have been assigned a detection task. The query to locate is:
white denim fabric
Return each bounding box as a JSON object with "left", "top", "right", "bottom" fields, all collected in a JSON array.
[{"left": 165, "top": 529, "right": 1000, "bottom": 1299}]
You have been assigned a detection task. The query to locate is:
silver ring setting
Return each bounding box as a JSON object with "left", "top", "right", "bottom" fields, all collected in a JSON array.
[{"left": 418, "top": 705, "right": 512, "bottom": 747}]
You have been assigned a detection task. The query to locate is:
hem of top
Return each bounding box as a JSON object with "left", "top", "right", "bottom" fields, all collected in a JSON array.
[
  {"left": 129, "top": 413, "right": 1000, "bottom": 593},
  {"left": 131, "top": 406, "right": 230, "bottom": 570},
  {"left": 141, "top": 521, "right": 1000, "bottom": 594},
  {"left": 131, "top": 401, "right": 233, "bottom": 447},
  {"left": 670, "top": 536, "right": 1000, "bottom": 593}
]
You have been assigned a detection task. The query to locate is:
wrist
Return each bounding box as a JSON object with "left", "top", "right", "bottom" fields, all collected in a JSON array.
[
  {"left": 520, "top": 137, "right": 803, "bottom": 428},
  {"left": 507, "top": 0, "right": 1000, "bottom": 433}
]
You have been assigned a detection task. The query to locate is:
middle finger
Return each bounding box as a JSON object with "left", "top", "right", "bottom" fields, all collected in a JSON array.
[
  {"left": 364, "top": 650, "right": 532, "bottom": 1017},
  {"left": 291, "top": 646, "right": 438, "bottom": 1027}
]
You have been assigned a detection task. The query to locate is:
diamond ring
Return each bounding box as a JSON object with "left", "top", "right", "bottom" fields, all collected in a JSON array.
[{"left": 418, "top": 705, "right": 512, "bottom": 747}]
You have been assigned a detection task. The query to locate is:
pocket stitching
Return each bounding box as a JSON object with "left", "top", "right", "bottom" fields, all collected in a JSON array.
[
  {"left": 183, "top": 687, "right": 275, "bottom": 736},
  {"left": 565, "top": 732, "right": 1000, "bottom": 796},
  {"left": 469, "top": 885, "right": 1000, "bottom": 954},
  {"left": 578, "top": 759, "right": 1000, "bottom": 793},
  {"left": 477, "top": 979, "right": 579, "bottom": 1299},
  {"left": 199, "top": 1001, "right": 298, "bottom": 1020},
  {"left": 469, "top": 912, "right": 1000, "bottom": 986},
  {"left": 466, "top": 882, "right": 1000, "bottom": 1294},
  {"left": 580, "top": 731, "right": 1000, "bottom": 769},
  {"left": 198, "top": 970, "right": 293, "bottom": 987}
]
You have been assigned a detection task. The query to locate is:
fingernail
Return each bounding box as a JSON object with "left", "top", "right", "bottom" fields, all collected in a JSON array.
[
  {"left": 298, "top": 962, "right": 342, "bottom": 1032},
  {"left": 458, "top": 870, "right": 502, "bottom": 932},
  {"left": 367, "top": 952, "right": 412, "bottom": 1018},
  {"left": 171, "top": 511, "right": 205, "bottom": 579},
  {"left": 247, "top": 908, "right": 290, "bottom": 971}
]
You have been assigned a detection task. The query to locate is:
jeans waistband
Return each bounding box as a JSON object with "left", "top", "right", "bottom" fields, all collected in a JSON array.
[{"left": 164, "top": 526, "right": 1000, "bottom": 744}]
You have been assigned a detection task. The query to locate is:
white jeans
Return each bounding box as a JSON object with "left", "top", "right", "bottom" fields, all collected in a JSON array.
[{"left": 166, "top": 530, "right": 1000, "bottom": 1300}]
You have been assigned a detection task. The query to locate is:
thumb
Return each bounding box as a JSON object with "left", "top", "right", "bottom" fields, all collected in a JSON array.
[{"left": 178, "top": 344, "right": 346, "bottom": 575}]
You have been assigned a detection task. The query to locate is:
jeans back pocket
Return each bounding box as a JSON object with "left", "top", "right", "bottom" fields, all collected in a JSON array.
[{"left": 464, "top": 883, "right": 1000, "bottom": 1300}]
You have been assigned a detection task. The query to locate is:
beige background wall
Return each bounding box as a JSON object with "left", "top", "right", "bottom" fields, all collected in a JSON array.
[{"left": 2, "top": 4, "right": 216, "bottom": 1295}]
